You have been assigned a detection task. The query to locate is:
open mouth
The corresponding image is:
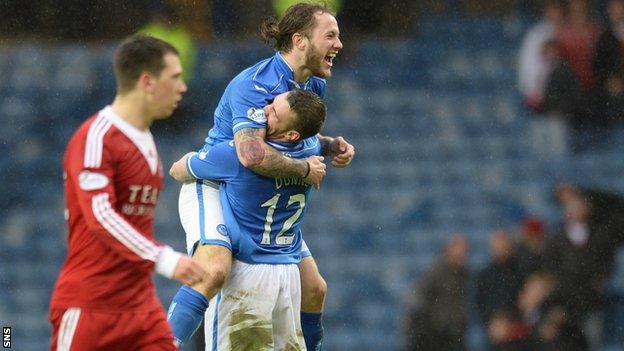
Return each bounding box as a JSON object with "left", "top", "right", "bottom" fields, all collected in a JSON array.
[{"left": 324, "top": 53, "right": 336, "bottom": 67}]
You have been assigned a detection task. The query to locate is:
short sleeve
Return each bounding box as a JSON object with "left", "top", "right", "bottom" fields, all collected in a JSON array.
[
  {"left": 187, "top": 141, "right": 241, "bottom": 181},
  {"left": 230, "top": 81, "right": 273, "bottom": 134}
]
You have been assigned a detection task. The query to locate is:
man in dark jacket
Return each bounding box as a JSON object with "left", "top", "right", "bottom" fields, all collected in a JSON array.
[
  {"left": 405, "top": 235, "right": 470, "bottom": 351},
  {"left": 476, "top": 230, "right": 526, "bottom": 331},
  {"left": 543, "top": 184, "right": 624, "bottom": 349}
]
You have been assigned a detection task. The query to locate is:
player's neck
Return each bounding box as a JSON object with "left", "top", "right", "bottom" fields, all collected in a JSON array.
[
  {"left": 111, "top": 94, "right": 152, "bottom": 131},
  {"left": 281, "top": 52, "right": 312, "bottom": 83}
]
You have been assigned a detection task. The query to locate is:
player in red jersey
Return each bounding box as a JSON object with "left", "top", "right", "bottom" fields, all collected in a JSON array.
[{"left": 49, "top": 35, "right": 206, "bottom": 351}]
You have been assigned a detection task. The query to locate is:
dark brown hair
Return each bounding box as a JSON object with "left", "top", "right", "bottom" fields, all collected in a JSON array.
[
  {"left": 114, "top": 35, "right": 179, "bottom": 93},
  {"left": 286, "top": 89, "right": 326, "bottom": 139},
  {"left": 260, "top": 2, "right": 334, "bottom": 53}
]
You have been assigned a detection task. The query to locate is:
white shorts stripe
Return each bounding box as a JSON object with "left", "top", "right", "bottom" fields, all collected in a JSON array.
[
  {"left": 178, "top": 181, "right": 230, "bottom": 256},
  {"left": 84, "top": 114, "right": 112, "bottom": 168},
  {"left": 92, "top": 193, "right": 160, "bottom": 261},
  {"left": 57, "top": 308, "right": 81, "bottom": 351}
]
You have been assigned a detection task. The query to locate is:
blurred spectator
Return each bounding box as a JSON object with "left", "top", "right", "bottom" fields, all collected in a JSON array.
[
  {"left": 595, "top": 69, "right": 624, "bottom": 124},
  {"left": 516, "top": 217, "right": 547, "bottom": 277},
  {"left": 475, "top": 230, "right": 525, "bottom": 343},
  {"left": 517, "top": 272, "right": 588, "bottom": 350},
  {"left": 534, "top": 305, "right": 588, "bottom": 350},
  {"left": 557, "top": 0, "right": 601, "bottom": 91},
  {"left": 487, "top": 309, "right": 532, "bottom": 351},
  {"left": 539, "top": 39, "right": 584, "bottom": 119},
  {"left": 593, "top": 0, "right": 624, "bottom": 123},
  {"left": 405, "top": 235, "right": 470, "bottom": 351},
  {"left": 529, "top": 38, "right": 582, "bottom": 155},
  {"left": 518, "top": 0, "right": 565, "bottom": 111},
  {"left": 139, "top": 3, "right": 199, "bottom": 134},
  {"left": 169, "top": 0, "right": 213, "bottom": 41},
  {"left": 518, "top": 1, "right": 575, "bottom": 157},
  {"left": 594, "top": 0, "right": 624, "bottom": 90},
  {"left": 140, "top": 3, "right": 197, "bottom": 83},
  {"left": 517, "top": 272, "right": 557, "bottom": 328},
  {"left": 542, "top": 184, "right": 624, "bottom": 349}
]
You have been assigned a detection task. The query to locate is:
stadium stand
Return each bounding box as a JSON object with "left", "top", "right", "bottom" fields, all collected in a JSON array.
[{"left": 2, "top": 18, "right": 624, "bottom": 350}]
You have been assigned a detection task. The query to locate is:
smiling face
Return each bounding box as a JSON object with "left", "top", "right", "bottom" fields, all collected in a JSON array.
[
  {"left": 147, "top": 53, "right": 187, "bottom": 119},
  {"left": 303, "top": 12, "right": 342, "bottom": 78}
]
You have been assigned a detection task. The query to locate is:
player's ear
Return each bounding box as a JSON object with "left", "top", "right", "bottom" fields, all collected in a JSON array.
[
  {"left": 138, "top": 72, "right": 154, "bottom": 92},
  {"left": 285, "top": 130, "right": 301, "bottom": 142},
  {"left": 292, "top": 32, "right": 307, "bottom": 51}
]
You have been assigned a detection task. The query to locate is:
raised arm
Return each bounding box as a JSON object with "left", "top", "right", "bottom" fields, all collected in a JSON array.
[
  {"left": 317, "top": 134, "right": 355, "bottom": 168},
  {"left": 234, "top": 127, "right": 326, "bottom": 187}
]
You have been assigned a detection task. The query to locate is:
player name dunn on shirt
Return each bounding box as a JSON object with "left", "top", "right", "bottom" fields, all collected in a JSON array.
[{"left": 274, "top": 176, "right": 307, "bottom": 190}]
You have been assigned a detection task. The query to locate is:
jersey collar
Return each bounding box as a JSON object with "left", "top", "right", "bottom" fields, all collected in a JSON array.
[
  {"left": 101, "top": 106, "right": 159, "bottom": 175},
  {"left": 101, "top": 106, "right": 152, "bottom": 141},
  {"left": 267, "top": 137, "right": 318, "bottom": 153},
  {"left": 274, "top": 52, "right": 310, "bottom": 90}
]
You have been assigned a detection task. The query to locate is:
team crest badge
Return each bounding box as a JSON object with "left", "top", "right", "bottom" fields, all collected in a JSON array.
[
  {"left": 78, "top": 171, "right": 109, "bottom": 191},
  {"left": 247, "top": 107, "right": 267, "bottom": 123},
  {"left": 216, "top": 224, "right": 229, "bottom": 237}
]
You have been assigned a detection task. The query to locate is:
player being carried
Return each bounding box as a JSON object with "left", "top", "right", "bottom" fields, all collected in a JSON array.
[
  {"left": 170, "top": 89, "right": 327, "bottom": 350},
  {"left": 166, "top": 3, "right": 354, "bottom": 350},
  {"left": 49, "top": 35, "right": 206, "bottom": 350}
]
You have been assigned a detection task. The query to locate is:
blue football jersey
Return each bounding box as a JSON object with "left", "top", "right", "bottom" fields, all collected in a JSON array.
[
  {"left": 199, "top": 52, "right": 326, "bottom": 151},
  {"left": 187, "top": 138, "right": 322, "bottom": 264}
]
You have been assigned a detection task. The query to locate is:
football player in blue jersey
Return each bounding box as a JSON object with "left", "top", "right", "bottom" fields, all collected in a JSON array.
[
  {"left": 167, "top": 3, "right": 354, "bottom": 350},
  {"left": 170, "top": 89, "right": 326, "bottom": 349}
]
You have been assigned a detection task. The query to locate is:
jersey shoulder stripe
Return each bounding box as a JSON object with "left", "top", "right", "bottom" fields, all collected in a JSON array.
[
  {"left": 84, "top": 113, "right": 113, "bottom": 168},
  {"left": 248, "top": 57, "right": 284, "bottom": 94}
]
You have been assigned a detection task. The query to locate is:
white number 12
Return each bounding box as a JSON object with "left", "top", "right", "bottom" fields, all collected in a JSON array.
[{"left": 260, "top": 193, "right": 306, "bottom": 245}]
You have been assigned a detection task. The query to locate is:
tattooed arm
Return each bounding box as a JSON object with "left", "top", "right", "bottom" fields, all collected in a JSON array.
[{"left": 234, "top": 128, "right": 326, "bottom": 187}]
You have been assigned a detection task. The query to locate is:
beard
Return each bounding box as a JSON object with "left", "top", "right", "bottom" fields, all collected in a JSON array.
[{"left": 304, "top": 43, "right": 331, "bottom": 78}]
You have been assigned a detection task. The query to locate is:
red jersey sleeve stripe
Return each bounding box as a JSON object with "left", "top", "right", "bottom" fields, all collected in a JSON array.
[
  {"left": 58, "top": 308, "right": 80, "bottom": 351},
  {"left": 84, "top": 114, "right": 112, "bottom": 168},
  {"left": 92, "top": 193, "right": 160, "bottom": 260},
  {"left": 92, "top": 193, "right": 161, "bottom": 261}
]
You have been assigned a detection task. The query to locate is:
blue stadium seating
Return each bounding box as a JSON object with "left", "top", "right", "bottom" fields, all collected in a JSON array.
[{"left": 4, "top": 18, "right": 624, "bottom": 350}]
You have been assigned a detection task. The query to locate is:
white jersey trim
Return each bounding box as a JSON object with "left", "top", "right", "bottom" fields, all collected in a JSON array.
[
  {"left": 233, "top": 121, "right": 260, "bottom": 130},
  {"left": 270, "top": 77, "right": 283, "bottom": 93},
  {"left": 252, "top": 59, "right": 272, "bottom": 82},
  {"left": 186, "top": 155, "right": 200, "bottom": 179},
  {"left": 100, "top": 106, "right": 160, "bottom": 175},
  {"left": 84, "top": 114, "right": 112, "bottom": 168},
  {"left": 92, "top": 193, "right": 161, "bottom": 261},
  {"left": 266, "top": 139, "right": 319, "bottom": 153},
  {"left": 276, "top": 52, "right": 294, "bottom": 72},
  {"left": 57, "top": 308, "right": 81, "bottom": 351}
]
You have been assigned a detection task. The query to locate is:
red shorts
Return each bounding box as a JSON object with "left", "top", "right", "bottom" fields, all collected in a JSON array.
[{"left": 49, "top": 307, "right": 177, "bottom": 351}]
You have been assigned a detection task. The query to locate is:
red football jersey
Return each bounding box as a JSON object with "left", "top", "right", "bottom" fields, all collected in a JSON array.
[{"left": 51, "top": 106, "right": 169, "bottom": 312}]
